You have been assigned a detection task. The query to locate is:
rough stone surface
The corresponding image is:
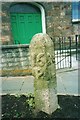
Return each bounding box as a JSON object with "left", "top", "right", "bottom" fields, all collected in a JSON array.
[
  {"left": 1, "top": 45, "right": 31, "bottom": 76},
  {"left": 29, "top": 33, "right": 58, "bottom": 114}
]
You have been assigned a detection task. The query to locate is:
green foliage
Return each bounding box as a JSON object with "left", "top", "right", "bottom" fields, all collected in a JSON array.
[{"left": 26, "top": 97, "right": 35, "bottom": 108}]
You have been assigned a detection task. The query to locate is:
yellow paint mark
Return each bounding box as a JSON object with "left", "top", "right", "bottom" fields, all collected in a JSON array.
[{"left": 0, "top": 69, "right": 32, "bottom": 76}]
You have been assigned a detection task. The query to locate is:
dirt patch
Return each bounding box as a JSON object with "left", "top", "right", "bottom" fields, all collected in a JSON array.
[{"left": 1, "top": 94, "right": 80, "bottom": 119}]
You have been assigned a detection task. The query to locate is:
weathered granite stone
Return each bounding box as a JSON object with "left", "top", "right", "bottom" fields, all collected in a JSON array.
[{"left": 29, "top": 33, "right": 58, "bottom": 114}]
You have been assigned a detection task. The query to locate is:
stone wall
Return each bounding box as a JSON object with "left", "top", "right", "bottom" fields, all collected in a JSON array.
[
  {"left": 43, "top": 2, "right": 73, "bottom": 38},
  {"left": 1, "top": 2, "right": 12, "bottom": 45},
  {"left": 1, "top": 2, "right": 79, "bottom": 45},
  {"left": 0, "top": 45, "right": 31, "bottom": 76}
]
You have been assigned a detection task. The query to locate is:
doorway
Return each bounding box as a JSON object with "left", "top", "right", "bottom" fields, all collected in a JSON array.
[{"left": 10, "top": 3, "right": 43, "bottom": 44}]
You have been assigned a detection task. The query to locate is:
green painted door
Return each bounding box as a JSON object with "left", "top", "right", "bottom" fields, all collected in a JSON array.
[{"left": 10, "top": 13, "right": 42, "bottom": 44}]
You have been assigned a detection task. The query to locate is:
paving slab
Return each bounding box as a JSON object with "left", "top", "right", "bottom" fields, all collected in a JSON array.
[
  {"left": 1, "top": 68, "right": 79, "bottom": 96},
  {"left": 57, "top": 70, "right": 78, "bottom": 95},
  {"left": 1, "top": 54, "right": 79, "bottom": 96},
  {"left": 1, "top": 77, "right": 24, "bottom": 95},
  {"left": 20, "top": 76, "right": 34, "bottom": 94}
]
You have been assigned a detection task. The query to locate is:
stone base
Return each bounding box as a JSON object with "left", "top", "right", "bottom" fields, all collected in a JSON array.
[{"left": 35, "top": 88, "right": 58, "bottom": 115}]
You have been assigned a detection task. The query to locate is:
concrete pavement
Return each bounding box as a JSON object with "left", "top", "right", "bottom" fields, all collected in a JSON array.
[
  {"left": 1, "top": 54, "right": 80, "bottom": 96},
  {"left": 1, "top": 76, "right": 34, "bottom": 95}
]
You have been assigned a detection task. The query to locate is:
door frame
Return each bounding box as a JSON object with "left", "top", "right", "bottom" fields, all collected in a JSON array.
[{"left": 31, "top": 3, "right": 46, "bottom": 33}]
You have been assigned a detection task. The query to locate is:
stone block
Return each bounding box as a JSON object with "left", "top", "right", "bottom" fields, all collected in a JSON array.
[{"left": 30, "top": 33, "right": 58, "bottom": 114}]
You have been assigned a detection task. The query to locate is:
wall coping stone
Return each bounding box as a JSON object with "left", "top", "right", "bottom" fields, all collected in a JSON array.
[{"left": 0, "top": 44, "right": 29, "bottom": 49}]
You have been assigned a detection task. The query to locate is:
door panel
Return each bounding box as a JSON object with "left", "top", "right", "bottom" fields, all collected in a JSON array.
[
  {"left": 10, "top": 13, "right": 42, "bottom": 44},
  {"left": 18, "top": 14, "right": 27, "bottom": 44},
  {"left": 26, "top": 14, "right": 34, "bottom": 43},
  {"left": 10, "top": 14, "right": 19, "bottom": 44},
  {"left": 34, "top": 14, "right": 42, "bottom": 33}
]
